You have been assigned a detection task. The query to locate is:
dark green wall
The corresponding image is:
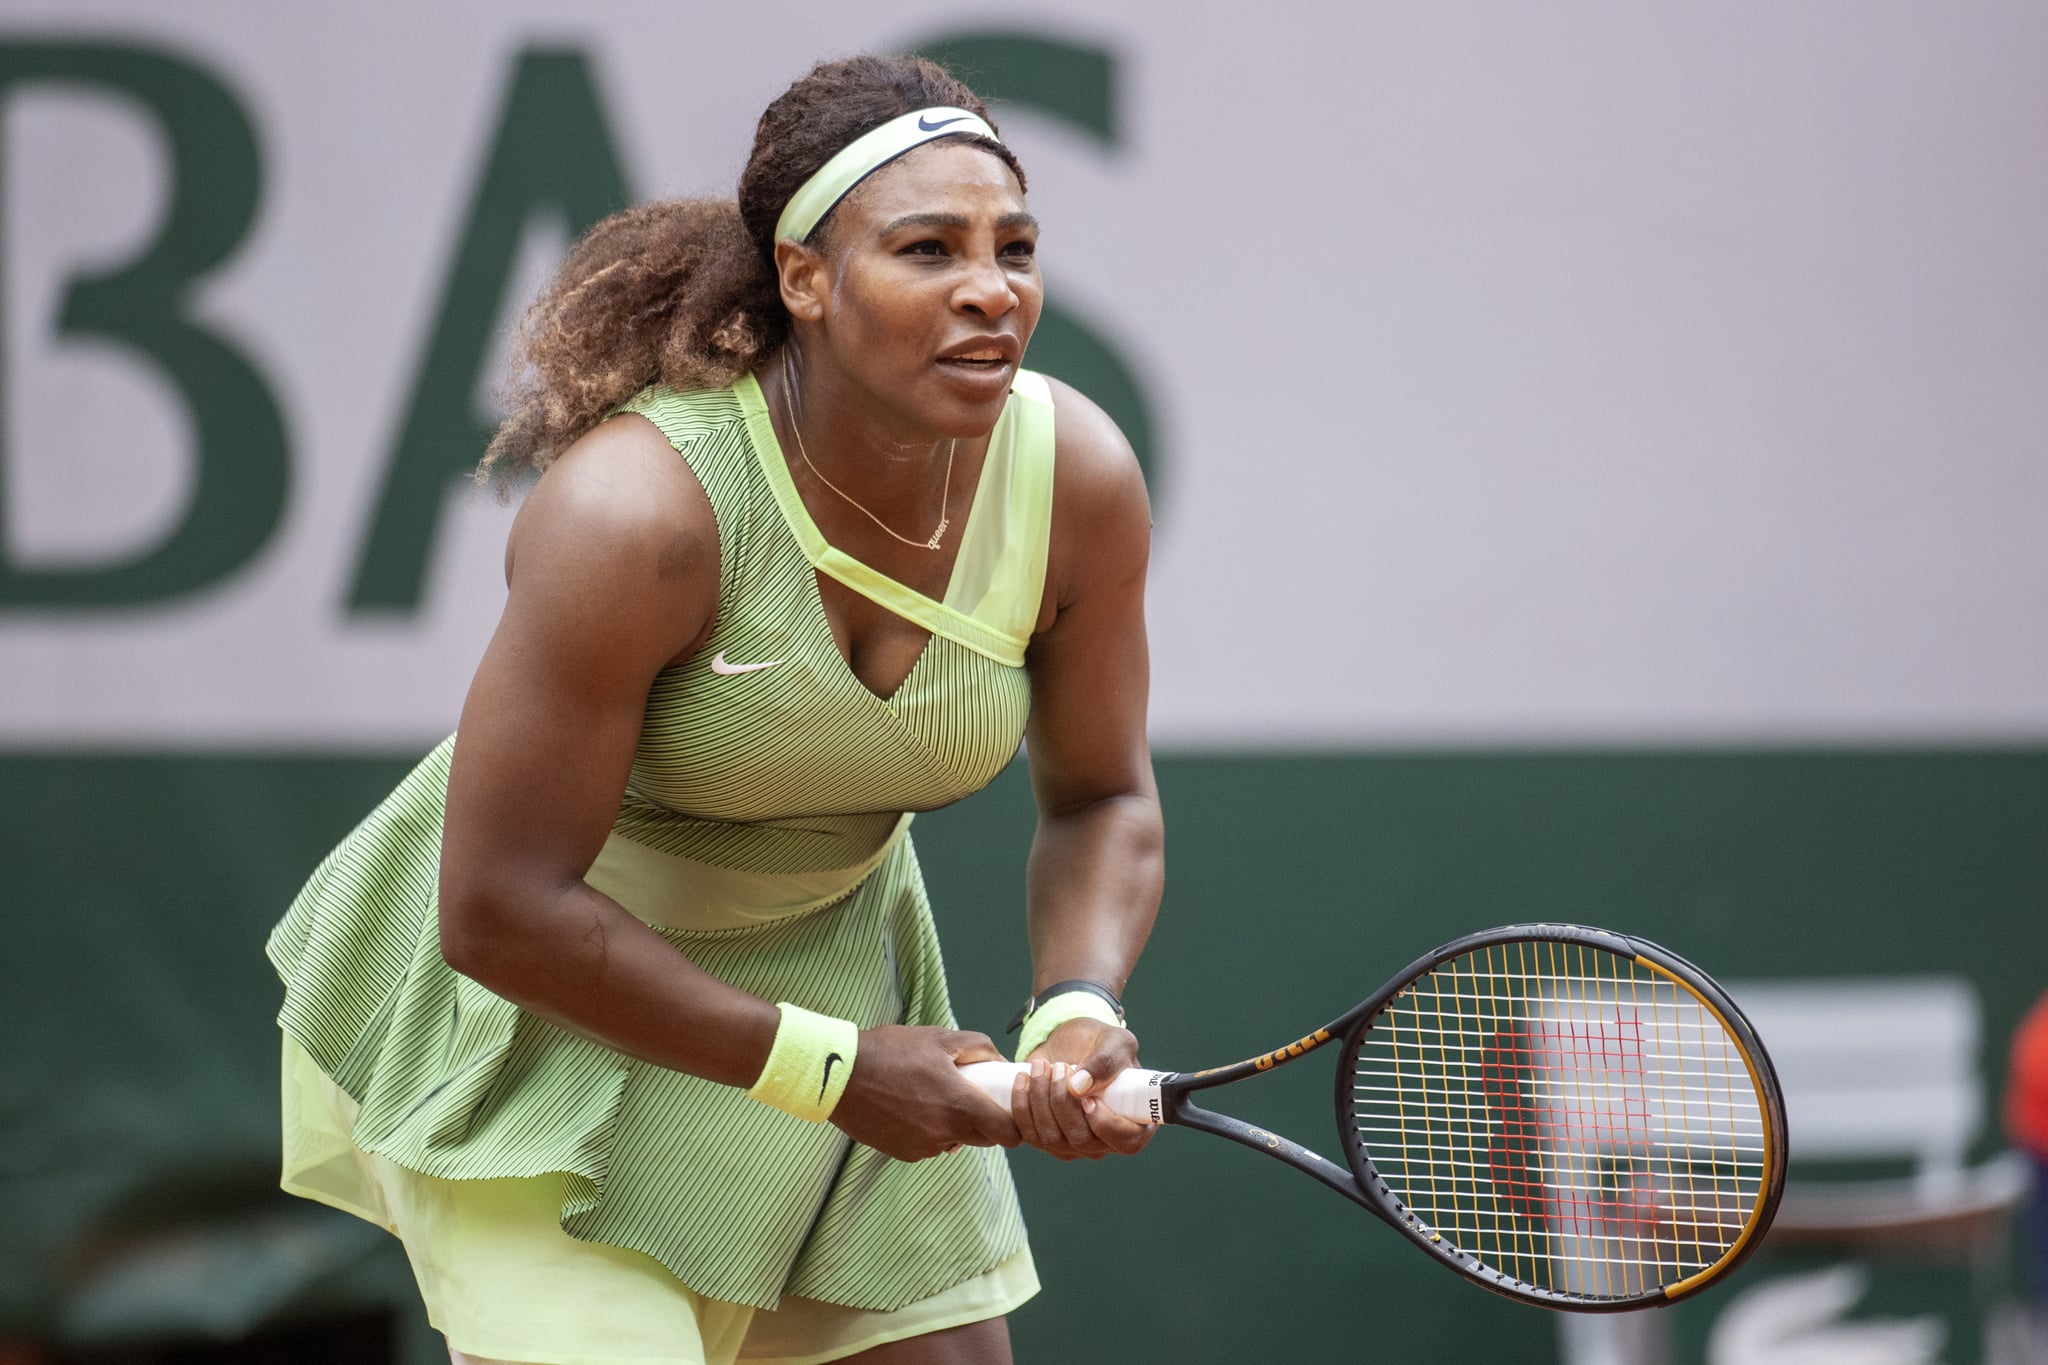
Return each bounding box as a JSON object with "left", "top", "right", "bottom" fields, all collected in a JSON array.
[{"left": 4, "top": 748, "right": 2044, "bottom": 1359}]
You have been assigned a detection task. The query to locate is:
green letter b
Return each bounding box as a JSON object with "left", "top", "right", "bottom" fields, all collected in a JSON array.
[{"left": 0, "top": 41, "right": 287, "bottom": 608}]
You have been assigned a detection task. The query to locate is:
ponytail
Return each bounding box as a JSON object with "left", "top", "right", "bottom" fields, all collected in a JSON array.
[{"left": 479, "top": 198, "right": 784, "bottom": 484}]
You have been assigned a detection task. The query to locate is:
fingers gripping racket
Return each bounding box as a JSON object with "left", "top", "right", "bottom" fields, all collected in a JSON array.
[{"left": 962, "top": 924, "right": 1787, "bottom": 1311}]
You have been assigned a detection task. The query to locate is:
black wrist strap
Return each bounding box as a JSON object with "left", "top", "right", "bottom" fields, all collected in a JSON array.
[{"left": 1005, "top": 979, "right": 1125, "bottom": 1033}]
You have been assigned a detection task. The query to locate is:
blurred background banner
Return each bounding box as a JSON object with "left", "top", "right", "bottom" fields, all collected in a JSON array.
[{"left": 2, "top": 3, "right": 2043, "bottom": 1363}]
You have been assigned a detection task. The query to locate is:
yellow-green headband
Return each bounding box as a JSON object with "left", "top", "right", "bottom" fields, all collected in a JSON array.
[{"left": 774, "top": 106, "right": 1001, "bottom": 245}]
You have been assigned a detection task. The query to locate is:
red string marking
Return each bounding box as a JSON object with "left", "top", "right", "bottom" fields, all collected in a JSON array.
[
  {"left": 1482, "top": 1025, "right": 1546, "bottom": 1224},
  {"left": 1482, "top": 1004, "right": 1661, "bottom": 1239}
]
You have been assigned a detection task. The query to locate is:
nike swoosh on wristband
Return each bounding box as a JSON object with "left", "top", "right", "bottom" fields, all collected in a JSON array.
[
  {"left": 708, "top": 651, "right": 785, "bottom": 675},
  {"left": 917, "top": 113, "right": 970, "bottom": 131},
  {"left": 820, "top": 1052, "right": 844, "bottom": 1102}
]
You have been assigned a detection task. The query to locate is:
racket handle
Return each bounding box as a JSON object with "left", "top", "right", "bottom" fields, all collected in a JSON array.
[{"left": 958, "top": 1061, "right": 1170, "bottom": 1125}]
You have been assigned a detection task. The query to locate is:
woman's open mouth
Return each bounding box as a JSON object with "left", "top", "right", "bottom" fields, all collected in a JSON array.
[
  {"left": 935, "top": 334, "right": 1021, "bottom": 377},
  {"left": 937, "top": 348, "right": 1011, "bottom": 371}
]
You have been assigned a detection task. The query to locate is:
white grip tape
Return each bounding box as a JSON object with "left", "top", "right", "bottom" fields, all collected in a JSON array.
[{"left": 958, "top": 1061, "right": 1170, "bottom": 1125}]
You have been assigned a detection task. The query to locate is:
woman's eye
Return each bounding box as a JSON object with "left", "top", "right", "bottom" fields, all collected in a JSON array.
[
  {"left": 1002, "top": 240, "right": 1037, "bottom": 260},
  {"left": 902, "top": 239, "right": 946, "bottom": 257}
]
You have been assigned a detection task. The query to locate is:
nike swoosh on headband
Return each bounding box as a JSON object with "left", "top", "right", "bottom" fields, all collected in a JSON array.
[
  {"left": 917, "top": 113, "right": 970, "bottom": 131},
  {"left": 708, "top": 651, "right": 785, "bottom": 675}
]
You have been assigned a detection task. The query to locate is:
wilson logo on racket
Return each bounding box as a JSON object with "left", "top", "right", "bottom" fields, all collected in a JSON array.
[{"left": 1251, "top": 1027, "right": 1331, "bottom": 1071}]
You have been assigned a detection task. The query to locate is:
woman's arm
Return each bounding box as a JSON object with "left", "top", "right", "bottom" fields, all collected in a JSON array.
[
  {"left": 1010, "top": 380, "right": 1165, "bottom": 1160},
  {"left": 437, "top": 414, "right": 1019, "bottom": 1161}
]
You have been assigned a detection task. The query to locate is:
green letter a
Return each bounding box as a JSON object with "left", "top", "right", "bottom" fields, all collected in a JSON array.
[{"left": 348, "top": 48, "right": 631, "bottom": 613}]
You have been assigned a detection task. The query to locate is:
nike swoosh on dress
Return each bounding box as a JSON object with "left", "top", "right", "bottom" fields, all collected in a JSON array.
[{"left": 708, "top": 651, "right": 785, "bottom": 675}]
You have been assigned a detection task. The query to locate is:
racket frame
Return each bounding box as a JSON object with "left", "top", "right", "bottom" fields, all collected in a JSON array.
[{"left": 1148, "top": 922, "right": 1787, "bottom": 1311}]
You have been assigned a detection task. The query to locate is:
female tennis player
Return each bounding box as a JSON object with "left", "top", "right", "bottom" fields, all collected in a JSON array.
[{"left": 267, "top": 53, "right": 1160, "bottom": 1365}]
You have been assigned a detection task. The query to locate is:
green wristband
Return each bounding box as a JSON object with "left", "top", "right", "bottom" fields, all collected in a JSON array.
[
  {"left": 745, "top": 1003, "right": 859, "bottom": 1122},
  {"left": 1015, "top": 992, "right": 1124, "bottom": 1062}
]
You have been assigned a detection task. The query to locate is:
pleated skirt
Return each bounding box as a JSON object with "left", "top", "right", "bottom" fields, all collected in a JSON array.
[{"left": 267, "top": 740, "right": 1032, "bottom": 1332}]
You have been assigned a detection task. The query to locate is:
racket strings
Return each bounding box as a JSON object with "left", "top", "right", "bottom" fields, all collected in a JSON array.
[{"left": 1351, "top": 941, "right": 1766, "bottom": 1301}]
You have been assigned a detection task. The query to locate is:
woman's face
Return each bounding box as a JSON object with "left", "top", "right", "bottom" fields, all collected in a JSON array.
[{"left": 798, "top": 140, "right": 1042, "bottom": 439}]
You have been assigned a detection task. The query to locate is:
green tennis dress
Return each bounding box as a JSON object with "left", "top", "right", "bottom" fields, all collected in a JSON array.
[{"left": 267, "top": 369, "right": 1055, "bottom": 1315}]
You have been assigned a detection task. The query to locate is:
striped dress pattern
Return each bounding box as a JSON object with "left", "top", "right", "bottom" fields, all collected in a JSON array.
[{"left": 267, "top": 370, "right": 1056, "bottom": 1312}]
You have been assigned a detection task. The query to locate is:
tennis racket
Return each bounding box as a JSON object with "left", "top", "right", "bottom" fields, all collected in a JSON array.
[{"left": 961, "top": 923, "right": 1787, "bottom": 1311}]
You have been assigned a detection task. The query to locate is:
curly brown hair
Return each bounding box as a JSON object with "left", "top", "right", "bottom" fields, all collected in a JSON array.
[{"left": 479, "top": 54, "right": 1026, "bottom": 483}]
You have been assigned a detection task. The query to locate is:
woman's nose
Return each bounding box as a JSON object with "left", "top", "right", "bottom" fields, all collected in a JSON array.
[{"left": 953, "top": 254, "right": 1018, "bottom": 319}]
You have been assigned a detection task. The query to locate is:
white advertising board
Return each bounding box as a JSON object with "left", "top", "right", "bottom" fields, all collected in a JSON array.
[{"left": 2, "top": 1, "right": 2043, "bottom": 747}]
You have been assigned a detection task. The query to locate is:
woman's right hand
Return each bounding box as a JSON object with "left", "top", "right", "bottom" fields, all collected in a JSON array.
[{"left": 830, "top": 1025, "right": 1022, "bottom": 1161}]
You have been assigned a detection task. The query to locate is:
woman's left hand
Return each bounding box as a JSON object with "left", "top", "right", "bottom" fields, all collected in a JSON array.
[{"left": 1008, "top": 1018, "right": 1157, "bottom": 1160}]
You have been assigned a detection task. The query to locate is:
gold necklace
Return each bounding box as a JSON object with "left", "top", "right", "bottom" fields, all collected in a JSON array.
[{"left": 781, "top": 348, "right": 955, "bottom": 551}]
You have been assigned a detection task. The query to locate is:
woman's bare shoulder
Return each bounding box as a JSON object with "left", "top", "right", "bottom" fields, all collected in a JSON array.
[
  {"left": 508, "top": 413, "right": 716, "bottom": 576},
  {"left": 501, "top": 412, "right": 721, "bottom": 665},
  {"left": 1029, "top": 377, "right": 1150, "bottom": 628},
  {"left": 1042, "top": 376, "right": 1144, "bottom": 502}
]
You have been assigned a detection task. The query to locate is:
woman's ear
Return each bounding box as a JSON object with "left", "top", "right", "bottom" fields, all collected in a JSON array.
[{"left": 773, "top": 240, "right": 828, "bottom": 323}]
